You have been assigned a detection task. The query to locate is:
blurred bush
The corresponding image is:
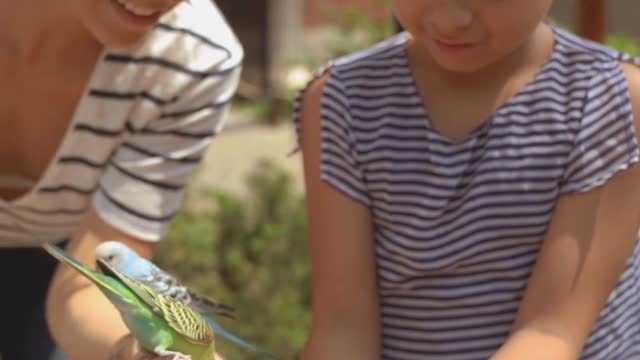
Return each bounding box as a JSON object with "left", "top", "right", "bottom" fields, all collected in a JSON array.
[
  {"left": 239, "top": 0, "right": 397, "bottom": 125},
  {"left": 606, "top": 34, "right": 640, "bottom": 56},
  {"left": 319, "top": 0, "right": 395, "bottom": 60},
  {"left": 156, "top": 160, "right": 310, "bottom": 359}
]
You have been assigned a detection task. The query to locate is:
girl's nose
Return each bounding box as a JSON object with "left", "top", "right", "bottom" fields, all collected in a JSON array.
[{"left": 427, "top": 1, "right": 474, "bottom": 36}]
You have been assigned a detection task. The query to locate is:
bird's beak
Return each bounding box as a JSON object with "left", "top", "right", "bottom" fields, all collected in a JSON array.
[{"left": 96, "top": 258, "right": 117, "bottom": 277}]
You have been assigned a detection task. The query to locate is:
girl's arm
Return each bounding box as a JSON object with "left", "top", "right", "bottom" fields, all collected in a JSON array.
[
  {"left": 492, "top": 62, "right": 640, "bottom": 360},
  {"left": 299, "top": 72, "right": 382, "bottom": 359}
]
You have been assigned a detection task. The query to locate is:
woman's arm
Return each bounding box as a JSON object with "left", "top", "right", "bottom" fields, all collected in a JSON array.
[
  {"left": 45, "top": 206, "right": 157, "bottom": 359},
  {"left": 46, "top": 38, "right": 243, "bottom": 360},
  {"left": 299, "top": 72, "right": 382, "bottom": 360},
  {"left": 492, "top": 62, "right": 640, "bottom": 360}
]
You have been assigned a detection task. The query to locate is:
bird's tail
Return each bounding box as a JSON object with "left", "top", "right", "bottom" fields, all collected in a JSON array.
[
  {"left": 191, "top": 294, "right": 236, "bottom": 319},
  {"left": 206, "top": 317, "right": 281, "bottom": 359},
  {"left": 42, "top": 243, "right": 103, "bottom": 282},
  {"left": 41, "top": 243, "right": 134, "bottom": 304}
]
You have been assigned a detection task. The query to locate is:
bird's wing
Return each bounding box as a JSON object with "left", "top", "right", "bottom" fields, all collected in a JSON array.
[
  {"left": 152, "top": 290, "right": 215, "bottom": 346},
  {"left": 188, "top": 291, "right": 236, "bottom": 319},
  {"left": 110, "top": 265, "right": 214, "bottom": 345},
  {"left": 136, "top": 265, "right": 235, "bottom": 318}
]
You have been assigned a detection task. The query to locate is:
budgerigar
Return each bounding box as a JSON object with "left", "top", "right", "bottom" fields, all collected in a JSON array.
[
  {"left": 96, "top": 241, "right": 235, "bottom": 318},
  {"left": 42, "top": 243, "right": 216, "bottom": 360},
  {"left": 96, "top": 241, "right": 280, "bottom": 359}
]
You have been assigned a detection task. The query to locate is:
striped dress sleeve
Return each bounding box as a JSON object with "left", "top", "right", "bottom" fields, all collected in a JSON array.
[
  {"left": 295, "top": 68, "right": 371, "bottom": 206},
  {"left": 559, "top": 61, "right": 640, "bottom": 195},
  {"left": 93, "top": 62, "right": 242, "bottom": 241}
]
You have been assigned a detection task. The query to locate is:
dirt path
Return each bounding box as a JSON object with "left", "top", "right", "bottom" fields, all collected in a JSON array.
[{"left": 190, "top": 121, "right": 305, "bottom": 199}]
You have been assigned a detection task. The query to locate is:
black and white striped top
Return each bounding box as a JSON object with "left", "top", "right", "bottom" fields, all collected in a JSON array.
[
  {"left": 0, "top": 0, "right": 243, "bottom": 246},
  {"left": 294, "top": 27, "right": 640, "bottom": 359}
]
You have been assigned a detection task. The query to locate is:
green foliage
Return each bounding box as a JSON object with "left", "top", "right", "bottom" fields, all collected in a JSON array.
[
  {"left": 606, "top": 34, "right": 640, "bottom": 56},
  {"left": 321, "top": 0, "right": 396, "bottom": 59},
  {"left": 289, "top": 0, "right": 395, "bottom": 72},
  {"left": 157, "top": 161, "right": 310, "bottom": 359},
  {"left": 232, "top": 98, "right": 285, "bottom": 126},
  {"left": 276, "top": 1, "right": 396, "bottom": 124},
  {"left": 552, "top": 20, "right": 640, "bottom": 56}
]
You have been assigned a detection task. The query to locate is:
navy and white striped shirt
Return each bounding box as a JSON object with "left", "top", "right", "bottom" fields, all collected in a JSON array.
[
  {"left": 0, "top": 0, "right": 243, "bottom": 246},
  {"left": 295, "top": 27, "right": 640, "bottom": 359}
]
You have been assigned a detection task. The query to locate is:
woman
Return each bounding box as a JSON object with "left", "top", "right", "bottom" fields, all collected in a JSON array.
[{"left": 0, "top": 0, "right": 243, "bottom": 358}]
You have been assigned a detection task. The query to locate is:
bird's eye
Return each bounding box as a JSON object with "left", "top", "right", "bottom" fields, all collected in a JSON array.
[{"left": 107, "top": 255, "right": 116, "bottom": 262}]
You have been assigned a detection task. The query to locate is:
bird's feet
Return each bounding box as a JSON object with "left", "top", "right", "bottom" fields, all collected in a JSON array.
[{"left": 153, "top": 347, "right": 192, "bottom": 360}]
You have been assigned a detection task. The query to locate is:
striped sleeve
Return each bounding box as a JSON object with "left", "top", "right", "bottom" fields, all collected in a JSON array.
[
  {"left": 318, "top": 71, "right": 371, "bottom": 206},
  {"left": 559, "top": 62, "right": 640, "bottom": 194},
  {"left": 93, "top": 64, "right": 242, "bottom": 241}
]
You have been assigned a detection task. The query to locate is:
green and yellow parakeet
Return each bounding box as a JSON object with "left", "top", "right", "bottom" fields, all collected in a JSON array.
[
  {"left": 96, "top": 241, "right": 280, "bottom": 359},
  {"left": 42, "top": 243, "right": 216, "bottom": 360}
]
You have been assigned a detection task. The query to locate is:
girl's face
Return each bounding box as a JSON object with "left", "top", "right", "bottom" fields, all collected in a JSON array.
[
  {"left": 393, "top": 0, "right": 553, "bottom": 73},
  {"left": 66, "top": 0, "right": 183, "bottom": 48}
]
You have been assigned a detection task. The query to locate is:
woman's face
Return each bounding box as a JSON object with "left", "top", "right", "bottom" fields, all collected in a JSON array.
[
  {"left": 66, "top": 0, "right": 183, "bottom": 48},
  {"left": 393, "top": 0, "right": 553, "bottom": 73}
]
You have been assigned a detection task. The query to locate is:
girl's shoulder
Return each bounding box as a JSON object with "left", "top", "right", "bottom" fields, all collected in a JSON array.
[
  {"left": 327, "top": 32, "right": 412, "bottom": 78},
  {"left": 552, "top": 27, "right": 639, "bottom": 72}
]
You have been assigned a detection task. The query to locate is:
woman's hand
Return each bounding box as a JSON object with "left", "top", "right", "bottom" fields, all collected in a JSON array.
[
  {"left": 109, "top": 335, "right": 183, "bottom": 360},
  {"left": 109, "top": 334, "right": 171, "bottom": 360}
]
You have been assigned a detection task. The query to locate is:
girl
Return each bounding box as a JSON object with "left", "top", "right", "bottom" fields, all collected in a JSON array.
[
  {"left": 296, "top": 1, "right": 640, "bottom": 359},
  {"left": 0, "top": 0, "right": 242, "bottom": 358}
]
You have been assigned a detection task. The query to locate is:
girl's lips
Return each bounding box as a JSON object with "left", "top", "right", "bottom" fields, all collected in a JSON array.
[{"left": 434, "top": 38, "right": 477, "bottom": 50}]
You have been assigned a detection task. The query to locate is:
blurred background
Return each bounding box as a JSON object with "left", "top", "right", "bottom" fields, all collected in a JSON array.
[{"left": 153, "top": 1, "right": 640, "bottom": 359}]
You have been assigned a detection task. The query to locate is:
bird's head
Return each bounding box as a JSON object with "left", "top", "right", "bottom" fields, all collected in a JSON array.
[{"left": 95, "top": 241, "right": 138, "bottom": 270}]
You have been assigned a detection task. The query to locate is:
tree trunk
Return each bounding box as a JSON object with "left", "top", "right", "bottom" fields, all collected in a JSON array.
[{"left": 577, "top": 0, "right": 607, "bottom": 43}]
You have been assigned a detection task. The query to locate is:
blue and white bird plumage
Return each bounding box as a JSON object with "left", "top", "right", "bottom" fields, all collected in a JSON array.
[
  {"left": 96, "top": 241, "right": 279, "bottom": 359},
  {"left": 95, "top": 241, "right": 235, "bottom": 318}
]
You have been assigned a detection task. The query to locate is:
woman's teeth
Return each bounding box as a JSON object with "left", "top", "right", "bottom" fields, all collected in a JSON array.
[{"left": 116, "top": 0, "right": 158, "bottom": 16}]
